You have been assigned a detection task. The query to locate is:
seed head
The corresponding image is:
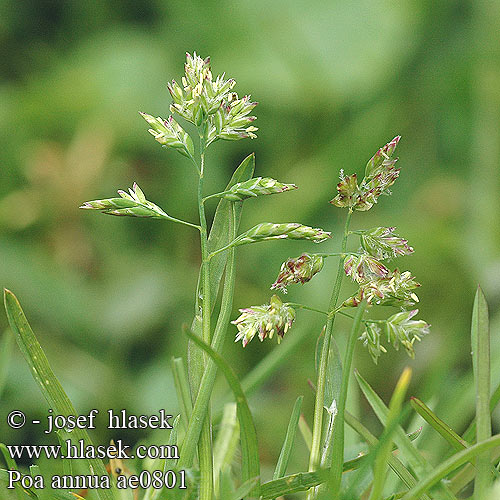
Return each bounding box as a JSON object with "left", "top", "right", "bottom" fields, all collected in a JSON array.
[
  {"left": 232, "top": 295, "right": 296, "bottom": 347},
  {"left": 360, "top": 227, "right": 414, "bottom": 260},
  {"left": 271, "top": 253, "right": 324, "bottom": 293},
  {"left": 220, "top": 177, "right": 297, "bottom": 201},
  {"left": 234, "top": 223, "right": 331, "bottom": 247},
  {"left": 344, "top": 254, "right": 390, "bottom": 284},
  {"left": 359, "top": 309, "right": 429, "bottom": 363}
]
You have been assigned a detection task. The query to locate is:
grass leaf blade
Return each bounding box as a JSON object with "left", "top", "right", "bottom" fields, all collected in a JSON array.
[
  {"left": 471, "top": 285, "right": 491, "bottom": 497},
  {"left": 3, "top": 289, "right": 112, "bottom": 500},
  {"left": 273, "top": 396, "right": 303, "bottom": 480},
  {"left": 410, "top": 397, "right": 468, "bottom": 451},
  {"left": 183, "top": 330, "right": 260, "bottom": 494}
]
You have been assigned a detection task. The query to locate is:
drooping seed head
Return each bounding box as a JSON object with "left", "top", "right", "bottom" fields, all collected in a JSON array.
[
  {"left": 232, "top": 295, "right": 296, "bottom": 347},
  {"left": 271, "top": 253, "right": 324, "bottom": 293}
]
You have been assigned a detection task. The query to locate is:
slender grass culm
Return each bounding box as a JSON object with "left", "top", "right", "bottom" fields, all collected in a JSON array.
[{"left": 2, "top": 52, "right": 500, "bottom": 500}]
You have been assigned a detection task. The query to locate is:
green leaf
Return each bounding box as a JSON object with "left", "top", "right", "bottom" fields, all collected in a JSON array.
[
  {"left": 0, "top": 330, "right": 13, "bottom": 399},
  {"left": 230, "top": 477, "right": 260, "bottom": 500},
  {"left": 369, "top": 368, "right": 412, "bottom": 500},
  {"left": 183, "top": 330, "right": 260, "bottom": 495},
  {"left": 273, "top": 396, "right": 303, "bottom": 481},
  {"left": 260, "top": 469, "right": 329, "bottom": 499},
  {"left": 299, "top": 415, "right": 313, "bottom": 452},
  {"left": 471, "top": 285, "right": 492, "bottom": 497},
  {"left": 0, "top": 444, "right": 27, "bottom": 500},
  {"left": 344, "top": 411, "right": 428, "bottom": 496},
  {"left": 410, "top": 397, "right": 468, "bottom": 451},
  {"left": 171, "top": 357, "right": 193, "bottom": 425},
  {"left": 400, "top": 434, "right": 500, "bottom": 500},
  {"left": 463, "top": 381, "right": 500, "bottom": 443},
  {"left": 3, "top": 289, "right": 113, "bottom": 500},
  {"left": 213, "top": 403, "right": 239, "bottom": 497},
  {"left": 329, "top": 302, "right": 366, "bottom": 498},
  {"left": 355, "top": 371, "right": 456, "bottom": 499},
  {"left": 194, "top": 152, "right": 255, "bottom": 324},
  {"left": 29, "top": 466, "right": 49, "bottom": 500}
]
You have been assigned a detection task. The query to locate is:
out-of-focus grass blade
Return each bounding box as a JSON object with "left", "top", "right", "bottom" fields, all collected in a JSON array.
[
  {"left": 344, "top": 411, "right": 429, "bottom": 498},
  {"left": 355, "top": 370, "right": 428, "bottom": 475},
  {"left": 273, "top": 396, "right": 303, "bottom": 481},
  {"left": 0, "top": 469, "right": 84, "bottom": 500},
  {"left": 184, "top": 330, "right": 260, "bottom": 495},
  {"left": 260, "top": 469, "right": 328, "bottom": 499},
  {"left": 29, "top": 466, "right": 49, "bottom": 500},
  {"left": 355, "top": 371, "right": 457, "bottom": 499},
  {"left": 144, "top": 415, "right": 181, "bottom": 500},
  {"left": 463, "top": 381, "right": 500, "bottom": 443},
  {"left": 3, "top": 289, "right": 112, "bottom": 500},
  {"left": 219, "top": 467, "right": 235, "bottom": 499},
  {"left": 172, "top": 357, "right": 193, "bottom": 425},
  {"left": 0, "top": 330, "right": 13, "bottom": 398},
  {"left": 410, "top": 397, "right": 468, "bottom": 451},
  {"left": 213, "top": 403, "right": 239, "bottom": 497},
  {"left": 0, "top": 444, "right": 27, "bottom": 500},
  {"left": 471, "top": 285, "right": 491, "bottom": 498},
  {"left": 400, "top": 434, "right": 500, "bottom": 500},
  {"left": 229, "top": 477, "right": 260, "bottom": 500},
  {"left": 369, "top": 368, "right": 412, "bottom": 500},
  {"left": 448, "top": 445, "right": 500, "bottom": 494},
  {"left": 299, "top": 414, "right": 312, "bottom": 452},
  {"left": 329, "top": 302, "right": 366, "bottom": 498}
]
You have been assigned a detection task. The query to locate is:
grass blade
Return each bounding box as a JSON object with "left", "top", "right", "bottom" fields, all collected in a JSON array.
[
  {"left": 230, "top": 477, "right": 260, "bottom": 500},
  {"left": 471, "top": 285, "right": 491, "bottom": 497},
  {"left": 355, "top": 370, "right": 456, "bottom": 499},
  {"left": 400, "top": 434, "right": 500, "bottom": 500},
  {"left": 299, "top": 415, "right": 313, "bottom": 452},
  {"left": 260, "top": 469, "right": 329, "bottom": 499},
  {"left": 329, "top": 302, "right": 366, "bottom": 498},
  {"left": 344, "top": 412, "right": 430, "bottom": 498},
  {"left": 273, "top": 396, "right": 303, "bottom": 481},
  {"left": 172, "top": 357, "right": 193, "bottom": 425},
  {"left": 410, "top": 397, "right": 468, "bottom": 451},
  {"left": 369, "top": 368, "right": 412, "bottom": 500},
  {"left": 0, "top": 330, "right": 13, "bottom": 398},
  {"left": 183, "top": 330, "right": 260, "bottom": 494},
  {"left": 213, "top": 403, "right": 239, "bottom": 497},
  {"left": 463, "top": 381, "right": 500, "bottom": 443},
  {"left": 3, "top": 289, "right": 112, "bottom": 500},
  {"left": 0, "top": 443, "right": 26, "bottom": 500}
]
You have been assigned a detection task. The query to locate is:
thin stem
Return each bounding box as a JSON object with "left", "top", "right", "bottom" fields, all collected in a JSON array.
[
  {"left": 197, "top": 135, "right": 213, "bottom": 500},
  {"left": 207, "top": 239, "right": 239, "bottom": 260},
  {"left": 179, "top": 204, "right": 238, "bottom": 469},
  {"left": 315, "top": 252, "right": 362, "bottom": 258},
  {"left": 328, "top": 301, "right": 367, "bottom": 497},
  {"left": 307, "top": 209, "right": 352, "bottom": 500},
  {"left": 285, "top": 303, "right": 329, "bottom": 316},
  {"left": 164, "top": 215, "right": 201, "bottom": 231}
]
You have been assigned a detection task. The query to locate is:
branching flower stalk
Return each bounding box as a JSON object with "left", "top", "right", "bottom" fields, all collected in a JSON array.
[{"left": 81, "top": 53, "right": 332, "bottom": 499}]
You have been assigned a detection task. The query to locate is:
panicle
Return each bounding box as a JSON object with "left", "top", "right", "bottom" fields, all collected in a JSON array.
[
  {"left": 360, "top": 227, "right": 414, "bottom": 260},
  {"left": 234, "top": 223, "right": 331, "bottom": 246},
  {"left": 343, "top": 254, "right": 390, "bottom": 284},
  {"left": 271, "top": 253, "right": 324, "bottom": 293},
  {"left": 232, "top": 295, "right": 296, "bottom": 347},
  {"left": 139, "top": 113, "right": 194, "bottom": 158},
  {"left": 329, "top": 137, "right": 401, "bottom": 211},
  {"left": 359, "top": 309, "right": 429, "bottom": 363},
  {"left": 146, "top": 52, "right": 258, "bottom": 149},
  {"left": 219, "top": 177, "right": 297, "bottom": 201},
  {"left": 80, "top": 183, "right": 169, "bottom": 219}
]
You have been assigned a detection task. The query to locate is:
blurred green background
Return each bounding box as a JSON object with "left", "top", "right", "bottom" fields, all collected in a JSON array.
[{"left": 1, "top": 0, "right": 500, "bottom": 487}]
